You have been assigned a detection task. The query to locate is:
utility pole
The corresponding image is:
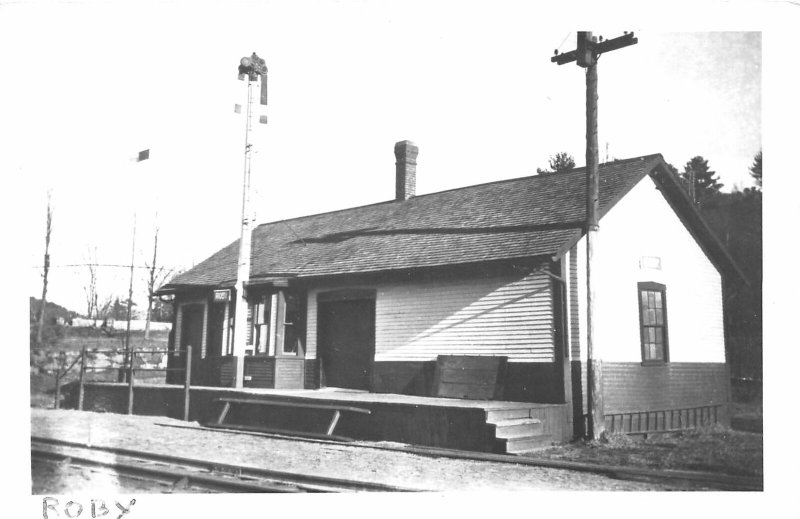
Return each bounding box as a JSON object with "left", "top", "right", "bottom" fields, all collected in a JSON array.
[
  {"left": 231, "top": 53, "right": 268, "bottom": 388},
  {"left": 36, "top": 192, "right": 53, "bottom": 346},
  {"left": 144, "top": 223, "right": 159, "bottom": 340},
  {"left": 552, "top": 31, "right": 637, "bottom": 440},
  {"left": 124, "top": 214, "right": 136, "bottom": 383}
]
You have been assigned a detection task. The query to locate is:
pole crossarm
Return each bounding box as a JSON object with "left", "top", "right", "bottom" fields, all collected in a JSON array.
[{"left": 551, "top": 32, "right": 637, "bottom": 65}]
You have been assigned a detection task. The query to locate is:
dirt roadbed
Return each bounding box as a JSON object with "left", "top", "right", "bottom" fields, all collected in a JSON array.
[{"left": 30, "top": 408, "right": 681, "bottom": 492}]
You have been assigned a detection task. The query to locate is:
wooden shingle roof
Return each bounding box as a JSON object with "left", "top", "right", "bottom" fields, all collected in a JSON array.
[{"left": 163, "top": 153, "right": 742, "bottom": 290}]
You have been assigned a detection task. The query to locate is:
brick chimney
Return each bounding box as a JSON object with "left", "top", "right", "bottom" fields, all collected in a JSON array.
[{"left": 394, "top": 140, "right": 418, "bottom": 201}]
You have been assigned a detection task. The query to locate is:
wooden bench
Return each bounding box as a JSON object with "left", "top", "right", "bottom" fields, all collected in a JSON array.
[{"left": 206, "top": 397, "right": 371, "bottom": 441}]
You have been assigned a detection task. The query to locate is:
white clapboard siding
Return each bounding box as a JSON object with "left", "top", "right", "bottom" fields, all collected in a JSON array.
[
  {"left": 305, "top": 271, "right": 555, "bottom": 362},
  {"left": 585, "top": 175, "right": 726, "bottom": 363},
  {"left": 376, "top": 271, "right": 554, "bottom": 362}
]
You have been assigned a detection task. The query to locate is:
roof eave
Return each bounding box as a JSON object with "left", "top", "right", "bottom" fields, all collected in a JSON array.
[{"left": 649, "top": 160, "right": 750, "bottom": 286}]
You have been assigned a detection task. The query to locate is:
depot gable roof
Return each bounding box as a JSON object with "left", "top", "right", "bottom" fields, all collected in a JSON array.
[{"left": 161, "top": 154, "right": 745, "bottom": 291}]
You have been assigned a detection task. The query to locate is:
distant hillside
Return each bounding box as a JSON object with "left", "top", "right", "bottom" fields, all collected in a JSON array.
[{"left": 29, "top": 297, "right": 77, "bottom": 326}]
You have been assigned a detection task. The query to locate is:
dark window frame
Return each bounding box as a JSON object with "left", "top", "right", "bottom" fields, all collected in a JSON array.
[
  {"left": 281, "top": 291, "right": 301, "bottom": 356},
  {"left": 247, "top": 294, "right": 272, "bottom": 355},
  {"left": 637, "top": 281, "right": 669, "bottom": 364}
]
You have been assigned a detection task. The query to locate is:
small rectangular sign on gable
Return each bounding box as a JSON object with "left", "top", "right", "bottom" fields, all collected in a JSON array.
[
  {"left": 213, "top": 289, "right": 231, "bottom": 302},
  {"left": 639, "top": 256, "right": 662, "bottom": 270}
]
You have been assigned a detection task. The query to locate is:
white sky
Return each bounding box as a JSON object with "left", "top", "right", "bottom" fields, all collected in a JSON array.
[{"left": 3, "top": 2, "right": 763, "bottom": 316}]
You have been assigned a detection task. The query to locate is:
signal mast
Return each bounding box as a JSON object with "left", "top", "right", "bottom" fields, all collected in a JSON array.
[{"left": 232, "top": 53, "right": 268, "bottom": 388}]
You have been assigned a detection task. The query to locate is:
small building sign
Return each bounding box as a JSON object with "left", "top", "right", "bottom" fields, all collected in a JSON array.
[
  {"left": 213, "top": 289, "right": 231, "bottom": 302},
  {"left": 639, "top": 256, "right": 662, "bottom": 270}
]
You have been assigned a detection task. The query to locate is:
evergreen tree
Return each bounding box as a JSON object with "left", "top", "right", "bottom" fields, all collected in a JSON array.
[
  {"left": 749, "top": 150, "right": 762, "bottom": 189},
  {"left": 692, "top": 155, "right": 762, "bottom": 387},
  {"left": 681, "top": 156, "right": 723, "bottom": 207},
  {"left": 537, "top": 152, "right": 576, "bottom": 175}
]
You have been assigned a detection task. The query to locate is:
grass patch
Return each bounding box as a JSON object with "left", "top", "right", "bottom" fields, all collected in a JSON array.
[{"left": 527, "top": 426, "right": 762, "bottom": 478}]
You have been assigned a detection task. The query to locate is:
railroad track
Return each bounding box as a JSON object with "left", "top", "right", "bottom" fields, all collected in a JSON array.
[
  {"left": 386, "top": 443, "right": 764, "bottom": 491},
  {"left": 31, "top": 436, "right": 418, "bottom": 493},
  {"left": 34, "top": 428, "right": 763, "bottom": 492},
  {"left": 154, "top": 422, "right": 763, "bottom": 491}
]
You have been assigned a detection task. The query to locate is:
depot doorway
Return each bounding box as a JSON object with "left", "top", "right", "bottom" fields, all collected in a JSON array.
[{"left": 317, "top": 294, "right": 376, "bottom": 391}]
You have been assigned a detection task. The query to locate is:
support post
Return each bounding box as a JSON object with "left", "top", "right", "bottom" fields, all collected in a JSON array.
[
  {"left": 54, "top": 372, "right": 61, "bottom": 410},
  {"left": 127, "top": 349, "right": 135, "bottom": 415},
  {"left": 184, "top": 345, "right": 192, "bottom": 421},
  {"left": 231, "top": 53, "right": 268, "bottom": 388},
  {"left": 231, "top": 77, "right": 255, "bottom": 389},
  {"left": 123, "top": 215, "right": 136, "bottom": 383},
  {"left": 584, "top": 54, "right": 604, "bottom": 440},
  {"left": 54, "top": 352, "right": 65, "bottom": 409},
  {"left": 551, "top": 30, "right": 637, "bottom": 441},
  {"left": 78, "top": 345, "right": 86, "bottom": 411}
]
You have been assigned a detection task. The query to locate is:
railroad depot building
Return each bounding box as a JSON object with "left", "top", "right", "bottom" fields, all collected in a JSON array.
[{"left": 156, "top": 143, "right": 743, "bottom": 441}]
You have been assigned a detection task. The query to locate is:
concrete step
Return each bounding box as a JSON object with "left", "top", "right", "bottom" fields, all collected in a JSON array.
[
  {"left": 491, "top": 418, "right": 543, "bottom": 438},
  {"left": 502, "top": 434, "right": 554, "bottom": 454},
  {"left": 485, "top": 407, "right": 533, "bottom": 422}
]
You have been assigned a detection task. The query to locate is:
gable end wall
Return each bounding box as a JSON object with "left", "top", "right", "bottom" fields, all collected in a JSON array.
[
  {"left": 594, "top": 174, "right": 725, "bottom": 363},
  {"left": 569, "top": 175, "right": 729, "bottom": 429}
]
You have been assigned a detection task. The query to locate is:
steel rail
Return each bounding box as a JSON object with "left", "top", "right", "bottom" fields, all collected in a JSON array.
[
  {"left": 153, "top": 423, "right": 762, "bottom": 491},
  {"left": 32, "top": 446, "right": 301, "bottom": 493},
  {"left": 31, "top": 436, "right": 417, "bottom": 493}
]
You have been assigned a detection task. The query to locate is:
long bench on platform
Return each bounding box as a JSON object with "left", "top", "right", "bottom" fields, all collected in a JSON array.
[{"left": 205, "top": 397, "right": 371, "bottom": 441}]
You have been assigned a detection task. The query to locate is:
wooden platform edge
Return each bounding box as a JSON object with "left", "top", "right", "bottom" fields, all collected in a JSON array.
[
  {"left": 213, "top": 397, "right": 371, "bottom": 414},
  {"left": 203, "top": 422, "right": 356, "bottom": 442}
]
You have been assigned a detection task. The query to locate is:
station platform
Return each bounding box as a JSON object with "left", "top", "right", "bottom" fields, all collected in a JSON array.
[{"left": 68, "top": 383, "right": 571, "bottom": 453}]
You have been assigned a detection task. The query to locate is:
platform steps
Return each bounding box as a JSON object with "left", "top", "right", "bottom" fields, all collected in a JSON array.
[{"left": 486, "top": 407, "right": 553, "bottom": 455}]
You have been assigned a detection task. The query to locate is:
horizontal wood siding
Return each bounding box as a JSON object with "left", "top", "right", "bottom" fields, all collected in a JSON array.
[
  {"left": 375, "top": 271, "right": 554, "bottom": 362},
  {"left": 306, "top": 292, "right": 318, "bottom": 359},
  {"left": 243, "top": 356, "right": 275, "bottom": 388},
  {"left": 218, "top": 356, "right": 237, "bottom": 387},
  {"left": 274, "top": 357, "right": 305, "bottom": 389},
  {"left": 504, "top": 362, "right": 562, "bottom": 403},
  {"left": 573, "top": 361, "right": 730, "bottom": 431},
  {"left": 603, "top": 362, "right": 730, "bottom": 413},
  {"left": 569, "top": 245, "right": 580, "bottom": 359},
  {"left": 304, "top": 359, "right": 320, "bottom": 389},
  {"left": 191, "top": 355, "right": 238, "bottom": 387},
  {"left": 528, "top": 404, "right": 571, "bottom": 443},
  {"left": 593, "top": 176, "right": 725, "bottom": 363}
]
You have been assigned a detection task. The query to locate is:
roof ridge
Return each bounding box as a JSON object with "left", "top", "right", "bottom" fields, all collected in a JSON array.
[{"left": 255, "top": 153, "right": 664, "bottom": 230}]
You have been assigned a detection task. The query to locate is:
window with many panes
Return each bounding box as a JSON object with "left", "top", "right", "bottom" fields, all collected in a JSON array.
[
  {"left": 637, "top": 282, "right": 669, "bottom": 363},
  {"left": 282, "top": 292, "right": 300, "bottom": 355},
  {"left": 247, "top": 295, "right": 271, "bottom": 354}
]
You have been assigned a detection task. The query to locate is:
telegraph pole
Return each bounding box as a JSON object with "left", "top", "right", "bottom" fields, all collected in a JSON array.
[
  {"left": 124, "top": 214, "right": 136, "bottom": 383},
  {"left": 552, "top": 31, "right": 637, "bottom": 440},
  {"left": 231, "top": 53, "right": 268, "bottom": 388}
]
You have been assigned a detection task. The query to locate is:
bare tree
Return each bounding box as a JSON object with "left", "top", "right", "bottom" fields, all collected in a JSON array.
[
  {"left": 83, "top": 247, "right": 99, "bottom": 319},
  {"left": 36, "top": 192, "right": 54, "bottom": 346},
  {"left": 143, "top": 225, "right": 173, "bottom": 339}
]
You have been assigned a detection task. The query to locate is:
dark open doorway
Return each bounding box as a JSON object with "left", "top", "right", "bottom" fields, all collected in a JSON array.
[
  {"left": 318, "top": 297, "right": 375, "bottom": 390},
  {"left": 180, "top": 304, "right": 204, "bottom": 383}
]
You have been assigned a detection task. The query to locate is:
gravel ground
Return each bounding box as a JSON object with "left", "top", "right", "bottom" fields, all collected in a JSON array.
[{"left": 31, "top": 408, "right": 678, "bottom": 492}]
